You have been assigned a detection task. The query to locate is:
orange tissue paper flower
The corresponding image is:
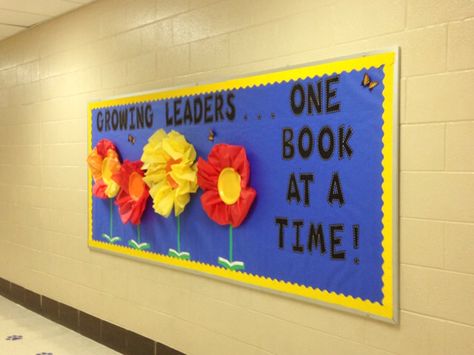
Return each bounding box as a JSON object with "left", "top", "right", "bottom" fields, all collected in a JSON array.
[
  {"left": 112, "top": 160, "right": 149, "bottom": 225},
  {"left": 197, "top": 144, "right": 256, "bottom": 228},
  {"left": 87, "top": 139, "right": 121, "bottom": 199}
]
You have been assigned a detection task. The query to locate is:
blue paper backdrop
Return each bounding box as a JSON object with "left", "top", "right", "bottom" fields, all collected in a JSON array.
[{"left": 91, "top": 67, "right": 385, "bottom": 303}]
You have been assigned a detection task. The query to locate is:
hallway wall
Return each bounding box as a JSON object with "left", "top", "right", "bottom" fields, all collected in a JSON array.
[{"left": 0, "top": 0, "right": 473, "bottom": 354}]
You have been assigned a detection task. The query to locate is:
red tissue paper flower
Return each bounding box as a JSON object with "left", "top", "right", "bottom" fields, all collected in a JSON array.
[
  {"left": 197, "top": 144, "right": 256, "bottom": 228},
  {"left": 87, "top": 139, "right": 121, "bottom": 199},
  {"left": 112, "top": 160, "right": 149, "bottom": 225}
]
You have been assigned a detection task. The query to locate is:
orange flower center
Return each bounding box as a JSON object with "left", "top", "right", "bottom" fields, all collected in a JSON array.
[
  {"left": 217, "top": 167, "right": 241, "bottom": 205},
  {"left": 166, "top": 158, "right": 181, "bottom": 189},
  {"left": 129, "top": 172, "right": 145, "bottom": 201}
]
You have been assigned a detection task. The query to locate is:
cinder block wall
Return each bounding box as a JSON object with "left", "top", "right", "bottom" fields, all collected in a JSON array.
[{"left": 0, "top": 0, "right": 473, "bottom": 354}]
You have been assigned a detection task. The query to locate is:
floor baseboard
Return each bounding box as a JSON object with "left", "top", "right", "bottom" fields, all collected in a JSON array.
[{"left": 0, "top": 277, "right": 183, "bottom": 355}]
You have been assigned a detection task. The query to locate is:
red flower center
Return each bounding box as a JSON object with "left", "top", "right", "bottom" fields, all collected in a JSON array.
[
  {"left": 128, "top": 172, "right": 145, "bottom": 201},
  {"left": 165, "top": 158, "right": 182, "bottom": 189}
]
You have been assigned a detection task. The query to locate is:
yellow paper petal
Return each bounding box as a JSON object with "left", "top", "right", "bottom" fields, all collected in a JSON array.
[
  {"left": 141, "top": 129, "right": 167, "bottom": 168},
  {"left": 143, "top": 169, "right": 166, "bottom": 187},
  {"left": 172, "top": 163, "right": 197, "bottom": 183},
  {"left": 104, "top": 181, "right": 120, "bottom": 198},
  {"left": 147, "top": 128, "right": 167, "bottom": 145},
  {"left": 101, "top": 151, "right": 121, "bottom": 198},
  {"left": 174, "top": 193, "right": 190, "bottom": 216},
  {"left": 176, "top": 180, "right": 198, "bottom": 196},
  {"left": 151, "top": 185, "right": 174, "bottom": 217},
  {"left": 162, "top": 138, "right": 181, "bottom": 161}
]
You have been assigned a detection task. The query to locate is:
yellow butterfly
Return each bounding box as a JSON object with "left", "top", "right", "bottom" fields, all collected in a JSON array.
[{"left": 361, "top": 73, "right": 378, "bottom": 91}]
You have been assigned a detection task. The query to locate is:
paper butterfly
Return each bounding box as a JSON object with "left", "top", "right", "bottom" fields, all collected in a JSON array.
[
  {"left": 208, "top": 130, "right": 215, "bottom": 142},
  {"left": 361, "top": 73, "right": 378, "bottom": 91}
]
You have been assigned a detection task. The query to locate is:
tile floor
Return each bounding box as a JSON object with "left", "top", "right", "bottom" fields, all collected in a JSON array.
[{"left": 0, "top": 295, "right": 119, "bottom": 354}]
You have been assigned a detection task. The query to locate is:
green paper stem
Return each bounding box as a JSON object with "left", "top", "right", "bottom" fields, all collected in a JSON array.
[
  {"left": 109, "top": 198, "right": 113, "bottom": 238},
  {"left": 229, "top": 225, "right": 233, "bottom": 263},
  {"left": 137, "top": 224, "right": 141, "bottom": 244},
  {"left": 177, "top": 215, "right": 181, "bottom": 253}
]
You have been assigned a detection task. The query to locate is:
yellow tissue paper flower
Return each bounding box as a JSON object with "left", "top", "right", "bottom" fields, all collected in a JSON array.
[{"left": 141, "top": 129, "right": 198, "bottom": 217}]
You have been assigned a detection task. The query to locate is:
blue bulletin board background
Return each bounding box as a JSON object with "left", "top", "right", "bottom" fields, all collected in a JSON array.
[{"left": 88, "top": 51, "right": 398, "bottom": 322}]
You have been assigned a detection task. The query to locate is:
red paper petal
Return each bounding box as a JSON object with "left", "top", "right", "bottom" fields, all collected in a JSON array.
[
  {"left": 130, "top": 205, "right": 145, "bottom": 225},
  {"left": 96, "top": 139, "right": 116, "bottom": 157},
  {"left": 230, "top": 147, "right": 250, "bottom": 188},
  {"left": 92, "top": 179, "right": 108, "bottom": 199},
  {"left": 207, "top": 144, "right": 240, "bottom": 171},
  {"left": 228, "top": 187, "right": 256, "bottom": 227},
  {"left": 115, "top": 190, "right": 148, "bottom": 225},
  {"left": 131, "top": 192, "right": 149, "bottom": 225},
  {"left": 197, "top": 157, "right": 219, "bottom": 191},
  {"left": 115, "top": 191, "right": 133, "bottom": 224},
  {"left": 200, "top": 190, "right": 231, "bottom": 226},
  {"left": 113, "top": 160, "right": 148, "bottom": 225},
  {"left": 113, "top": 160, "right": 144, "bottom": 193}
]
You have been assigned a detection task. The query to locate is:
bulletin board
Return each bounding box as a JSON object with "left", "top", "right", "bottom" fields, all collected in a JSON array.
[{"left": 88, "top": 50, "right": 399, "bottom": 322}]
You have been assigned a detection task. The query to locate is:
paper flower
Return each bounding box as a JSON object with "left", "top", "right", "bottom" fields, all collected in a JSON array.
[
  {"left": 87, "top": 139, "right": 122, "bottom": 244},
  {"left": 197, "top": 144, "right": 256, "bottom": 228},
  {"left": 141, "top": 129, "right": 199, "bottom": 259},
  {"left": 87, "top": 139, "right": 121, "bottom": 199},
  {"left": 141, "top": 129, "right": 198, "bottom": 217},
  {"left": 112, "top": 160, "right": 149, "bottom": 225},
  {"left": 197, "top": 144, "right": 256, "bottom": 271}
]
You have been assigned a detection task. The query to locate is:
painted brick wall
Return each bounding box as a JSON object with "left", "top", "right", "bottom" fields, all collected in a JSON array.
[{"left": 0, "top": 0, "right": 473, "bottom": 354}]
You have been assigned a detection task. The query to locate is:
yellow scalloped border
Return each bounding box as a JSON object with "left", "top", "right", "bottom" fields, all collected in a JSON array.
[{"left": 88, "top": 51, "right": 396, "bottom": 321}]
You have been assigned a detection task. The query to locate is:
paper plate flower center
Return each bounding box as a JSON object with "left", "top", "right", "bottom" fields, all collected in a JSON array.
[
  {"left": 166, "top": 158, "right": 182, "bottom": 189},
  {"left": 218, "top": 167, "right": 241, "bottom": 205},
  {"left": 129, "top": 172, "right": 145, "bottom": 201}
]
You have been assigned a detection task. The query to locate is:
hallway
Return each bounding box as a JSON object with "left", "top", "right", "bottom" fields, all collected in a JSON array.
[{"left": 0, "top": 296, "right": 117, "bottom": 355}]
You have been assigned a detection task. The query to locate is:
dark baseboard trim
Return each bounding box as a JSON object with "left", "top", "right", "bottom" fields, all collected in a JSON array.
[{"left": 0, "top": 277, "right": 183, "bottom": 355}]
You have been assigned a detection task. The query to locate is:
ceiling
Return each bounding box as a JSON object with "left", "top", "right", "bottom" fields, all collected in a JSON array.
[{"left": 0, "top": 0, "right": 95, "bottom": 41}]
